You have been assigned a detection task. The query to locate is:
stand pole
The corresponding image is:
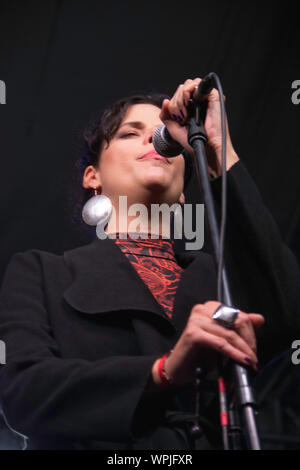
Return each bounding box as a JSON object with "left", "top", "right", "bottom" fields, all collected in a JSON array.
[{"left": 188, "top": 105, "right": 261, "bottom": 450}]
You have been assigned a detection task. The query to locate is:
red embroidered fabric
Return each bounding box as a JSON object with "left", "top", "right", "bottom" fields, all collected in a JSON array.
[{"left": 112, "top": 233, "right": 183, "bottom": 318}]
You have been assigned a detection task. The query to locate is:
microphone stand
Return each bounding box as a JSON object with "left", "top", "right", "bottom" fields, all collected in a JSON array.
[{"left": 187, "top": 101, "right": 261, "bottom": 450}]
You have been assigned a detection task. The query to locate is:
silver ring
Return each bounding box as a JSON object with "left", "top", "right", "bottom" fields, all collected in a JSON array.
[{"left": 212, "top": 304, "right": 239, "bottom": 329}]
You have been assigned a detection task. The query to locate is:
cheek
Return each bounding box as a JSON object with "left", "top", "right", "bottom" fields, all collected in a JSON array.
[
  {"left": 98, "top": 146, "right": 136, "bottom": 190},
  {"left": 100, "top": 146, "right": 130, "bottom": 172}
]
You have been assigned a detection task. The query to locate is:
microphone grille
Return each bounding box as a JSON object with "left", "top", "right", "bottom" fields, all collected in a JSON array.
[{"left": 153, "top": 125, "right": 183, "bottom": 157}]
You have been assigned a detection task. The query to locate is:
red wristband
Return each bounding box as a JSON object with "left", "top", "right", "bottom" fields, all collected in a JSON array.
[{"left": 157, "top": 350, "right": 173, "bottom": 386}]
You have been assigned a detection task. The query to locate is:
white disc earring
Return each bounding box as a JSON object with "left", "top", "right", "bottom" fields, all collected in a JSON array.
[{"left": 82, "top": 189, "right": 113, "bottom": 231}]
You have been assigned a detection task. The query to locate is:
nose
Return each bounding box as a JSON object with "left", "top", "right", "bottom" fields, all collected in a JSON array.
[{"left": 144, "top": 127, "right": 155, "bottom": 145}]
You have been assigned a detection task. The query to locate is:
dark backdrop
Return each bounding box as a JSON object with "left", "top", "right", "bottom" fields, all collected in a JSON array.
[
  {"left": 0, "top": 0, "right": 300, "bottom": 449},
  {"left": 1, "top": 0, "right": 300, "bottom": 279}
]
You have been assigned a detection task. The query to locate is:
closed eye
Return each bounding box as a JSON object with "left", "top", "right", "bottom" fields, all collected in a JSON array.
[{"left": 119, "top": 133, "right": 138, "bottom": 138}]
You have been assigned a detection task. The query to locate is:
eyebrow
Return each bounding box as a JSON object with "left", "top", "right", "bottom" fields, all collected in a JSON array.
[{"left": 119, "top": 121, "right": 161, "bottom": 129}]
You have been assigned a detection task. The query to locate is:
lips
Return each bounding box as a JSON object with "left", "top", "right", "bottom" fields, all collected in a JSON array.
[{"left": 138, "top": 151, "right": 170, "bottom": 164}]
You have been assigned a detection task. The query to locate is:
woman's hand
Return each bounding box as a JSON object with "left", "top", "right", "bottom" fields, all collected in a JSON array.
[
  {"left": 159, "top": 78, "right": 239, "bottom": 178},
  {"left": 152, "top": 301, "right": 265, "bottom": 386}
]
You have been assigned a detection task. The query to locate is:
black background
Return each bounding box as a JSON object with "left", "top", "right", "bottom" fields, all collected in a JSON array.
[
  {"left": 0, "top": 0, "right": 300, "bottom": 449},
  {"left": 1, "top": 0, "right": 300, "bottom": 279}
]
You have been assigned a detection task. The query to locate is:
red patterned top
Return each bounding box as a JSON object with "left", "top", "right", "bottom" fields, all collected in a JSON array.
[{"left": 112, "top": 233, "right": 183, "bottom": 318}]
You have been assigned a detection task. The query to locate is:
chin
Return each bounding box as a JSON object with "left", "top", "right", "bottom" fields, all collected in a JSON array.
[
  {"left": 143, "top": 178, "right": 169, "bottom": 194},
  {"left": 141, "top": 170, "right": 169, "bottom": 188}
]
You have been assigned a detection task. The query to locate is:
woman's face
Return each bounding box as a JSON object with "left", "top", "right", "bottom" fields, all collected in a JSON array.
[{"left": 85, "top": 103, "right": 185, "bottom": 206}]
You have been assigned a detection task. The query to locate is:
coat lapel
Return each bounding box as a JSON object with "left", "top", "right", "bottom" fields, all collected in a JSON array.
[
  {"left": 172, "top": 250, "right": 217, "bottom": 333},
  {"left": 63, "top": 236, "right": 217, "bottom": 335},
  {"left": 63, "top": 236, "right": 167, "bottom": 318}
]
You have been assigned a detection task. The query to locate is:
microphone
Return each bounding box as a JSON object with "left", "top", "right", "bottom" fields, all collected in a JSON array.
[
  {"left": 152, "top": 126, "right": 183, "bottom": 158},
  {"left": 153, "top": 73, "right": 215, "bottom": 157},
  {"left": 193, "top": 72, "right": 215, "bottom": 103}
]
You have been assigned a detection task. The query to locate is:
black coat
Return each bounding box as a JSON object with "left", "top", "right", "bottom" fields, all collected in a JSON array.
[{"left": 0, "top": 162, "right": 299, "bottom": 450}]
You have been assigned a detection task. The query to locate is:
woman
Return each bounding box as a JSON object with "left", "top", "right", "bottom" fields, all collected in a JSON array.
[{"left": 0, "top": 78, "right": 299, "bottom": 450}]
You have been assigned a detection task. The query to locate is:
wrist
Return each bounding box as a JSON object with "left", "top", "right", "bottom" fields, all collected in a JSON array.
[
  {"left": 151, "top": 358, "right": 170, "bottom": 389},
  {"left": 152, "top": 351, "right": 174, "bottom": 388},
  {"left": 158, "top": 350, "right": 174, "bottom": 386},
  {"left": 210, "top": 146, "right": 239, "bottom": 177}
]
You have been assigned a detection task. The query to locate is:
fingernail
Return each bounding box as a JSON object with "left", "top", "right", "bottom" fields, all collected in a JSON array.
[
  {"left": 244, "top": 357, "right": 253, "bottom": 364},
  {"left": 172, "top": 114, "right": 178, "bottom": 120},
  {"left": 244, "top": 357, "right": 259, "bottom": 372},
  {"left": 177, "top": 114, "right": 182, "bottom": 121},
  {"left": 180, "top": 110, "right": 185, "bottom": 119}
]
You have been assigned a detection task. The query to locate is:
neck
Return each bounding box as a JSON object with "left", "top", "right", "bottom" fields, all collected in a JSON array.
[{"left": 105, "top": 195, "right": 180, "bottom": 238}]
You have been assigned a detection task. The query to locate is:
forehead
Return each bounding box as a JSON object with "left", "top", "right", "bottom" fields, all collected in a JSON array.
[{"left": 121, "top": 103, "right": 162, "bottom": 126}]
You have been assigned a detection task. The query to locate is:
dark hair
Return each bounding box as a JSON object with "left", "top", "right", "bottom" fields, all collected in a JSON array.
[{"left": 72, "top": 93, "right": 193, "bottom": 235}]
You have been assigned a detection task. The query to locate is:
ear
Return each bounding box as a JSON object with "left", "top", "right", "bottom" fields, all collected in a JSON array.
[
  {"left": 82, "top": 165, "right": 102, "bottom": 191},
  {"left": 178, "top": 192, "right": 185, "bottom": 204}
]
